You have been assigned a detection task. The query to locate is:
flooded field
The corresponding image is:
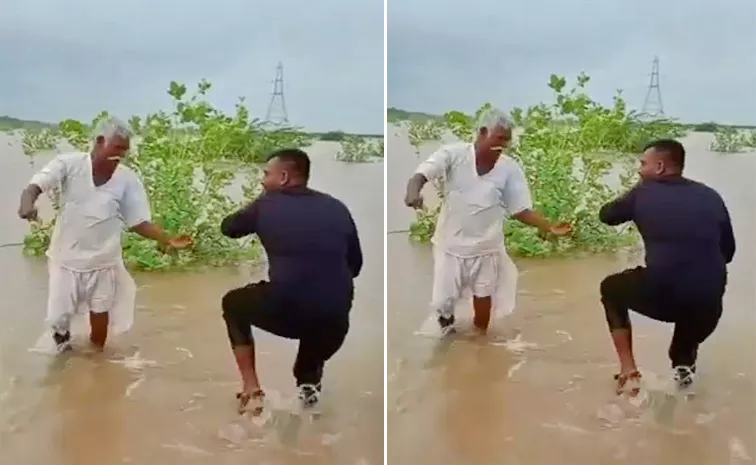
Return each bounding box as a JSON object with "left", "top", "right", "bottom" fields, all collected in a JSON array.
[
  {"left": 0, "top": 133, "right": 384, "bottom": 465},
  {"left": 387, "top": 126, "right": 756, "bottom": 465}
]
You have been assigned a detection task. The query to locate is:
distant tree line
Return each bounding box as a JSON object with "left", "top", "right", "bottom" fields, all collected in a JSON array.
[
  {"left": 0, "top": 116, "right": 57, "bottom": 131},
  {"left": 385, "top": 108, "right": 755, "bottom": 133},
  {"left": 316, "top": 131, "right": 382, "bottom": 141},
  {"left": 0, "top": 115, "right": 381, "bottom": 141},
  {"left": 386, "top": 107, "right": 444, "bottom": 123},
  {"left": 685, "top": 121, "right": 756, "bottom": 133}
]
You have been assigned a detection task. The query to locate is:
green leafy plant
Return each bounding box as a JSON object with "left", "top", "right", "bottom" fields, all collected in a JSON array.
[
  {"left": 21, "top": 128, "right": 59, "bottom": 167},
  {"left": 335, "top": 135, "right": 384, "bottom": 162},
  {"left": 22, "top": 80, "right": 312, "bottom": 271},
  {"left": 405, "top": 120, "right": 445, "bottom": 153},
  {"left": 405, "top": 73, "right": 686, "bottom": 257}
]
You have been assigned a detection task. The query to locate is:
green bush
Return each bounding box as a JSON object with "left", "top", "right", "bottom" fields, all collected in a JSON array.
[
  {"left": 22, "top": 80, "right": 313, "bottom": 270},
  {"left": 709, "top": 127, "right": 756, "bottom": 153},
  {"left": 405, "top": 73, "right": 687, "bottom": 257},
  {"left": 335, "top": 135, "right": 384, "bottom": 163},
  {"left": 21, "top": 128, "right": 59, "bottom": 166},
  {"left": 404, "top": 120, "right": 445, "bottom": 153}
]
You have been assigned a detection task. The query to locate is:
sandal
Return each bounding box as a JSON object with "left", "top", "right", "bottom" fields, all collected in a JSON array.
[
  {"left": 614, "top": 371, "right": 642, "bottom": 396},
  {"left": 236, "top": 389, "right": 265, "bottom": 415}
]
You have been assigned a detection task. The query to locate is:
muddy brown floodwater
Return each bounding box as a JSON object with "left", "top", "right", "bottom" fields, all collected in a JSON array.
[
  {"left": 387, "top": 127, "right": 756, "bottom": 465},
  {"left": 0, "top": 134, "right": 384, "bottom": 465}
]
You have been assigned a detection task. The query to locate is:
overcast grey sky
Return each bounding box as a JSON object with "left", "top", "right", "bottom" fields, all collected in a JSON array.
[
  {"left": 1, "top": 0, "right": 383, "bottom": 134},
  {"left": 388, "top": 0, "right": 756, "bottom": 125}
]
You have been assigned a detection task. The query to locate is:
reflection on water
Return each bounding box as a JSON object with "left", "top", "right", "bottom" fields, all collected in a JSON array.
[
  {"left": 0, "top": 135, "right": 384, "bottom": 465},
  {"left": 387, "top": 127, "right": 756, "bottom": 465}
]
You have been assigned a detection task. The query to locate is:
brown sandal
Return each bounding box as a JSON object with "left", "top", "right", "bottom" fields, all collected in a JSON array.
[
  {"left": 614, "top": 371, "right": 642, "bottom": 396},
  {"left": 236, "top": 389, "right": 265, "bottom": 415}
]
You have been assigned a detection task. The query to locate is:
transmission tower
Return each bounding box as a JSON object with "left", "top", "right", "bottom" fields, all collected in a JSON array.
[
  {"left": 265, "top": 62, "right": 289, "bottom": 125},
  {"left": 641, "top": 56, "right": 664, "bottom": 118}
]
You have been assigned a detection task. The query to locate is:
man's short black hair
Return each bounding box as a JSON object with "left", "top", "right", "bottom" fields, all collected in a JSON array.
[
  {"left": 643, "top": 139, "right": 685, "bottom": 170},
  {"left": 268, "top": 148, "right": 311, "bottom": 180}
]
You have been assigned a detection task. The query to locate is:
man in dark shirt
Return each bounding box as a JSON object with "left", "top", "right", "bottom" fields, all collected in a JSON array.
[
  {"left": 220, "top": 148, "right": 363, "bottom": 414},
  {"left": 598, "top": 139, "right": 735, "bottom": 395}
]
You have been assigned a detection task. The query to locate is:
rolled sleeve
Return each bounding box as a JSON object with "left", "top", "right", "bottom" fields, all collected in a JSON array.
[
  {"left": 415, "top": 148, "right": 451, "bottom": 181},
  {"left": 121, "top": 176, "right": 152, "bottom": 228},
  {"left": 501, "top": 163, "right": 533, "bottom": 215},
  {"left": 29, "top": 156, "right": 67, "bottom": 193}
]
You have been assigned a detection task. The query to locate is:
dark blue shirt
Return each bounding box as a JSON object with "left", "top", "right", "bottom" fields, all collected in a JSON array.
[
  {"left": 599, "top": 177, "right": 735, "bottom": 301},
  {"left": 220, "top": 187, "right": 363, "bottom": 316}
]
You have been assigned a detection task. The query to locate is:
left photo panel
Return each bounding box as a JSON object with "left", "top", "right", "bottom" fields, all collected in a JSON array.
[{"left": 0, "top": 1, "right": 385, "bottom": 464}]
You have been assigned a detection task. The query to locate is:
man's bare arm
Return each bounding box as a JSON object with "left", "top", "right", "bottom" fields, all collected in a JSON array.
[
  {"left": 18, "top": 184, "right": 43, "bottom": 220},
  {"left": 130, "top": 222, "right": 172, "bottom": 247},
  {"left": 406, "top": 173, "right": 428, "bottom": 197},
  {"left": 512, "top": 209, "right": 553, "bottom": 234}
]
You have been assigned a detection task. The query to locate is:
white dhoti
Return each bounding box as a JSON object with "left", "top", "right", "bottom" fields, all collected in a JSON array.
[
  {"left": 32, "top": 260, "right": 137, "bottom": 352},
  {"left": 416, "top": 245, "right": 518, "bottom": 337}
]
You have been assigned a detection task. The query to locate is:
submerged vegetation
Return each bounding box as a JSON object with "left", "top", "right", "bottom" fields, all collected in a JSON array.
[
  {"left": 335, "top": 135, "right": 384, "bottom": 162},
  {"left": 401, "top": 73, "right": 689, "bottom": 257},
  {"left": 14, "top": 79, "right": 381, "bottom": 271},
  {"left": 709, "top": 127, "right": 756, "bottom": 153}
]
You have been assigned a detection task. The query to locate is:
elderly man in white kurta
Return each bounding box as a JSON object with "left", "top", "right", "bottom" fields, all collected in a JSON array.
[
  {"left": 18, "top": 117, "right": 192, "bottom": 352},
  {"left": 404, "top": 109, "right": 572, "bottom": 336}
]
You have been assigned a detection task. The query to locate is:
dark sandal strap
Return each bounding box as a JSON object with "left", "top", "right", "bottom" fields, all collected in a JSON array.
[
  {"left": 615, "top": 371, "right": 642, "bottom": 395},
  {"left": 236, "top": 389, "right": 265, "bottom": 414}
]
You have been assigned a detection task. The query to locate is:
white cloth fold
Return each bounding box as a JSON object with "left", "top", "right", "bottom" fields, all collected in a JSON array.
[
  {"left": 31, "top": 260, "right": 136, "bottom": 354},
  {"left": 415, "top": 245, "right": 519, "bottom": 338}
]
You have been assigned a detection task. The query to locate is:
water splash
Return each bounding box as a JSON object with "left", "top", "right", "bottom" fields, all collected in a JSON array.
[
  {"left": 175, "top": 347, "right": 193, "bottom": 359},
  {"left": 124, "top": 374, "right": 145, "bottom": 398},
  {"left": 729, "top": 437, "right": 752, "bottom": 462},
  {"left": 507, "top": 360, "right": 526, "bottom": 379},
  {"left": 160, "top": 442, "right": 212, "bottom": 457},
  {"left": 490, "top": 333, "right": 539, "bottom": 354},
  {"left": 541, "top": 421, "right": 590, "bottom": 435},
  {"left": 108, "top": 351, "right": 158, "bottom": 372},
  {"left": 596, "top": 403, "right": 625, "bottom": 427},
  {"left": 217, "top": 389, "right": 323, "bottom": 448}
]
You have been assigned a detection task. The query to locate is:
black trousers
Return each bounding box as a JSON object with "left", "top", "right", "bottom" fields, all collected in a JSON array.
[
  {"left": 600, "top": 267, "right": 723, "bottom": 368},
  {"left": 222, "top": 281, "right": 349, "bottom": 386}
]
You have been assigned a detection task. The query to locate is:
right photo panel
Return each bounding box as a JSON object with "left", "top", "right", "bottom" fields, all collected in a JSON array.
[{"left": 386, "top": 1, "right": 756, "bottom": 464}]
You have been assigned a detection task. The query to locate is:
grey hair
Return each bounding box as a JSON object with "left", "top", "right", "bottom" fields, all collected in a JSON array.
[
  {"left": 93, "top": 116, "right": 132, "bottom": 142},
  {"left": 475, "top": 108, "right": 514, "bottom": 133}
]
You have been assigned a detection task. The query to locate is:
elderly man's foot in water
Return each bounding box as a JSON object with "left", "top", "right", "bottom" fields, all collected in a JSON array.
[
  {"left": 472, "top": 296, "right": 492, "bottom": 335},
  {"left": 52, "top": 330, "right": 72, "bottom": 353},
  {"left": 438, "top": 315, "right": 456, "bottom": 337},
  {"left": 88, "top": 311, "right": 109, "bottom": 351}
]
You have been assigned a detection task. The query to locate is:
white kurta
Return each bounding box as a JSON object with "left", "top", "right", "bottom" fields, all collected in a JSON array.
[
  {"left": 28, "top": 152, "right": 150, "bottom": 350},
  {"left": 413, "top": 143, "right": 533, "bottom": 334}
]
